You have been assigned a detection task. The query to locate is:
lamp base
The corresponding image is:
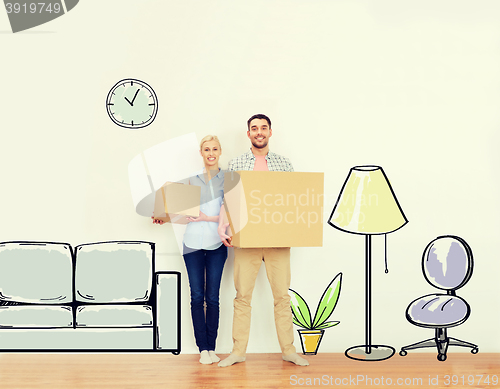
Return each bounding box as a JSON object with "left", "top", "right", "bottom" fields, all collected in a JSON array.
[{"left": 345, "top": 345, "right": 395, "bottom": 361}]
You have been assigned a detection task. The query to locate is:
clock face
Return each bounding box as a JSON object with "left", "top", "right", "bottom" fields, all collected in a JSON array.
[{"left": 106, "top": 79, "right": 158, "bottom": 129}]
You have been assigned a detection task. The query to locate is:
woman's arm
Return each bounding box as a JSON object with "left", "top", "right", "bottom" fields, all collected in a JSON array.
[{"left": 186, "top": 212, "right": 218, "bottom": 223}]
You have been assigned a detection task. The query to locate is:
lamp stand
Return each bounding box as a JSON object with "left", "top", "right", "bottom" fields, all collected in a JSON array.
[{"left": 345, "top": 235, "right": 395, "bottom": 361}]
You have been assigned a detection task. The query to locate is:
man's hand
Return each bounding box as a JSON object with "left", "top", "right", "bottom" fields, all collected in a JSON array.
[
  {"left": 151, "top": 216, "right": 165, "bottom": 225},
  {"left": 218, "top": 222, "right": 233, "bottom": 247}
]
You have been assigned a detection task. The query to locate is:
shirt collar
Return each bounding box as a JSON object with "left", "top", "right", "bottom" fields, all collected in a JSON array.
[
  {"left": 196, "top": 167, "right": 222, "bottom": 180},
  {"left": 248, "top": 148, "right": 273, "bottom": 160}
]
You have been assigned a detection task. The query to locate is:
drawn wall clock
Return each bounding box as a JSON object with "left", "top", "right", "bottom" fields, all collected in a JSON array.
[{"left": 106, "top": 79, "right": 158, "bottom": 129}]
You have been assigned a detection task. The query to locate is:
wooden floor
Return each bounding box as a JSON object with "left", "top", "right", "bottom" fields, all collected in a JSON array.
[{"left": 0, "top": 353, "right": 498, "bottom": 388}]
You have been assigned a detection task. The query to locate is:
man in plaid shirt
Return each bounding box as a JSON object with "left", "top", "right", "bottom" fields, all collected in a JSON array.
[{"left": 218, "top": 114, "right": 309, "bottom": 367}]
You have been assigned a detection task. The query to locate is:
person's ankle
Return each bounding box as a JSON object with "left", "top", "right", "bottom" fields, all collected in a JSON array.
[
  {"left": 199, "top": 350, "right": 212, "bottom": 365},
  {"left": 208, "top": 350, "right": 220, "bottom": 363}
]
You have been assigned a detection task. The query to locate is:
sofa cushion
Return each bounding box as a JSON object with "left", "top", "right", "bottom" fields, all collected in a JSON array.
[
  {"left": 75, "top": 242, "right": 153, "bottom": 303},
  {"left": 0, "top": 306, "right": 73, "bottom": 328},
  {"left": 75, "top": 305, "right": 153, "bottom": 327},
  {"left": 0, "top": 328, "right": 154, "bottom": 350},
  {"left": 0, "top": 242, "right": 73, "bottom": 304}
]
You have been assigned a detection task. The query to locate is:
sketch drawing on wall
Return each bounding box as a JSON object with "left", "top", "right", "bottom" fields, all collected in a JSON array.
[
  {"left": 106, "top": 78, "right": 158, "bottom": 130},
  {"left": 328, "top": 165, "right": 408, "bottom": 361},
  {"left": 399, "top": 235, "right": 479, "bottom": 361},
  {"left": 128, "top": 133, "right": 200, "bottom": 219},
  {"left": 289, "top": 272, "right": 342, "bottom": 355},
  {"left": 0, "top": 240, "right": 180, "bottom": 353}
]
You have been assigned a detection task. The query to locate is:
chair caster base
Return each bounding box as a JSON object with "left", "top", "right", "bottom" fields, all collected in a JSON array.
[
  {"left": 399, "top": 350, "right": 407, "bottom": 357},
  {"left": 437, "top": 353, "right": 447, "bottom": 361}
]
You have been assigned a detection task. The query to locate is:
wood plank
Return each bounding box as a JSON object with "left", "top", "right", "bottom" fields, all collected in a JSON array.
[{"left": 0, "top": 353, "right": 497, "bottom": 388}]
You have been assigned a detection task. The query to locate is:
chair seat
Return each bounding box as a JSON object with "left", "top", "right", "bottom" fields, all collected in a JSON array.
[{"left": 406, "top": 294, "right": 469, "bottom": 328}]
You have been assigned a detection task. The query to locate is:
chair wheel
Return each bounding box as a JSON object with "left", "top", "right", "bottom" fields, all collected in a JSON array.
[
  {"left": 399, "top": 350, "right": 407, "bottom": 357},
  {"left": 437, "top": 354, "right": 447, "bottom": 361},
  {"left": 471, "top": 348, "right": 479, "bottom": 354}
]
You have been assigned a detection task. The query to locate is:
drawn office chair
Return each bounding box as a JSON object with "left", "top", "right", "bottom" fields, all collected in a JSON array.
[{"left": 399, "top": 235, "right": 478, "bottom": 361}]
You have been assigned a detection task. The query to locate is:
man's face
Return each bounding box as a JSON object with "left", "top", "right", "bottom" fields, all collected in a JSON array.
[{"left": 247, "top": 118, "right": 272, "bottom": 149}]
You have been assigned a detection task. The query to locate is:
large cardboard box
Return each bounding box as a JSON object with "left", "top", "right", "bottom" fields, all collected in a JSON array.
[
  {"left": 224, "top": 171, "right": 324, "bottom": 248},
  {"left": 153, "top": 182, "right": 200, "bottom": 224}
]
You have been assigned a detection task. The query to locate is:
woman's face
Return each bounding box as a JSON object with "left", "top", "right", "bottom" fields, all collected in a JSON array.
[{"left": 200, "top": 140, "right": 221, "bottom": 168}]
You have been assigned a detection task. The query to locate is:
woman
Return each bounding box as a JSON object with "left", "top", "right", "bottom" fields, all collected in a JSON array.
[{"left": 153, "top": 135, "right": 227, "bottom": 365}]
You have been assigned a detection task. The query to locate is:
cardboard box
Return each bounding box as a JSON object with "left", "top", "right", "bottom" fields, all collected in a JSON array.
[
  {"left": 153, "top": 182, "right": 201, "bottom": 224},
  {"left": 224, "top": 171, "right": 324, "bottom": 248}
]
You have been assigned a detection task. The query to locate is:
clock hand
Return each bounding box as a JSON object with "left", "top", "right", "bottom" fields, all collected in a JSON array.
[
  {"left": 124, "top": 90, "right": 140, "bottom": 106},
  {"left": 130, "top": 89, "right": 140, "bottom": 105}
]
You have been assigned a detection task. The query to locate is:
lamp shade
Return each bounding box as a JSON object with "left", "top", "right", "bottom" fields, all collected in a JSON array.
[{"left": 328, "top": 165, "right": 407, "bottom": 235}]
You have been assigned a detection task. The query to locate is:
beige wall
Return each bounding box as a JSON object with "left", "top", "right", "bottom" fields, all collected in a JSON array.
[{"left": 1, "top": 0, "right": 499, "bottom": 354}]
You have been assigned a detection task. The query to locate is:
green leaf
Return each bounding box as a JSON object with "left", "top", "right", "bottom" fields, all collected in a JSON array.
[
  {"left": 312, "top": 273, "right": 342, "bottom": 328},
  {"left": 293, "top": 317, "right": 305, "bottom": 328},
  {"left": 315, "top": 321, "right": 340, "bottom": 330},
  {"left": 289, "top": 289, "right": 312, "bottom": 329}
]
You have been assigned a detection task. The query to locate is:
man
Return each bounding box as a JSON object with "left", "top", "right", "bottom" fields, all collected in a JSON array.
[{"left": 217, "top": 114, "right": 309, "bottom": 367}]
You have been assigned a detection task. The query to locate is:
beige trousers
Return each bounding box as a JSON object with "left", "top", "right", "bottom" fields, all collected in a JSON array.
[{"left": 231, "top": 247, "right": 296, "bottom": 356}]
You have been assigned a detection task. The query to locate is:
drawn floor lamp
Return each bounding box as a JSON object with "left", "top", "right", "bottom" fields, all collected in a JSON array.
[{"left": 328, "top": 165, "right": 408, "bottom": 361}]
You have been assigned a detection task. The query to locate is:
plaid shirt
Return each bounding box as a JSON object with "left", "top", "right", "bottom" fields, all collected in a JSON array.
[{"left": 228, "top": 149, "right": 294, "bottom": 172}]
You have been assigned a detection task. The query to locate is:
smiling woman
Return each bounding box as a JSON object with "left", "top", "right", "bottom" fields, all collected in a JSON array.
[{"left": 152, "top": 134, "right": 228, "bottom": 365}]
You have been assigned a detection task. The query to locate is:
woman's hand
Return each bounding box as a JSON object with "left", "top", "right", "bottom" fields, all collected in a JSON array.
[
  {"left": 151, "top": 216, "right": 165, "bottom": 225},
  {"left": 187, "top": 211, "right": 210, "bottom": 223}
]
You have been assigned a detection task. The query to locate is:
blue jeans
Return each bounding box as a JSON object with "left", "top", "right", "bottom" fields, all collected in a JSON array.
[{"left": 183, "top": 244, "right": 227, "bottom": 352}]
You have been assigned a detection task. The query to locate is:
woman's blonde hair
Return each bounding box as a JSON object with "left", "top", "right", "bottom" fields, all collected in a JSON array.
[{"left": 200, "top": 135, "right": 221, "bottom": 151}]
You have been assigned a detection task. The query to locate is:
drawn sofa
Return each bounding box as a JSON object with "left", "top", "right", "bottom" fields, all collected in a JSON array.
[{"left": 0, "top": 240, "right": 180, "bottom": 353}]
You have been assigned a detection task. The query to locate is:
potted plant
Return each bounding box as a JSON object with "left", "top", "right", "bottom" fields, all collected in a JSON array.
[{"left": 289, "top": 272, "right": 342, "bottom": 355}]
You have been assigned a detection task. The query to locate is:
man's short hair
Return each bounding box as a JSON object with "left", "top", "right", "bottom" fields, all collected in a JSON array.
[{"left": 247, "top": 114, "right": 271, "bottom": 129}]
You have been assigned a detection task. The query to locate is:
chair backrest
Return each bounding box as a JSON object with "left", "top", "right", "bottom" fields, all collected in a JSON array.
[{"left": 422, "top": 235, "right": 473, "bottom": 291}]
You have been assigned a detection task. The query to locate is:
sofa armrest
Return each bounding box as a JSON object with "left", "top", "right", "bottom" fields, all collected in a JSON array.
[{"left": 154, "top": 271, "right": 181, "bottom": 354}]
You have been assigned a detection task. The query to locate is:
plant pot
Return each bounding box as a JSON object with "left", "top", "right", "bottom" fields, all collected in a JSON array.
[{"left": 298, "top": 329, "right": 325, "bottom": 355}]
